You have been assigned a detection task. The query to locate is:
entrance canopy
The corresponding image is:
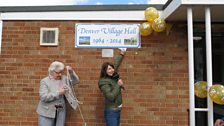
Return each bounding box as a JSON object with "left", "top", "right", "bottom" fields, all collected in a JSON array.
[{"left": 161, "top": 0, "right": 224, "bottom": 22}]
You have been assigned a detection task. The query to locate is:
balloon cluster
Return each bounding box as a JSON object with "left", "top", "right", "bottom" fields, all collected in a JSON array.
[
  {"left": 194, "top": 81, "right": 224, "bottom": 105},
  {"left": 140, "top": 7, "right": 166, "bottom": 36}
]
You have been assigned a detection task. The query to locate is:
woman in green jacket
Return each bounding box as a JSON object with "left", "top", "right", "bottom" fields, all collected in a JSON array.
[{"left": 98, "top": 49, "right": 126, "bottom": 126}]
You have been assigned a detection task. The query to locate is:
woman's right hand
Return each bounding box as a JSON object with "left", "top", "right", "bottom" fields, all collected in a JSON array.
[
  {"left": 59, "top": 85, "right": 69, "bottom": 95},
  {"left": 118, "top": 79, "right": 125, "bottom": 90},
  {"left": 215, "top": 119, "right": 224, "bottom": 126},
  {"left": 118, "top": 79, "right": 124, "bottom": 86}
]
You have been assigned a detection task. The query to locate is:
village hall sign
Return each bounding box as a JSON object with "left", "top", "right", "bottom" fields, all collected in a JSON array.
[{"left": 75, "top": 23, "right": 141, "bottom": 48}]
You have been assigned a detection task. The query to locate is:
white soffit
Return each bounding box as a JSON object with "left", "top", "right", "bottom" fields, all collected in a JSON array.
[
  {"left": 0, "top": 11, "right": 146, "bottom": 21},
  {"left": 181, "top": 0, "right": 224, "bottom": 5},
  {"left": 2, "top": 0, "right": 224, "bottom": 22},
  {"left": 0, "top": 4, "right": 165, "bottom": 21},
  {"left": 0, "top": 10, "right": 163, "bottom": 21},
  {"left": 161, "top": 0, "right": 224, "bottom": 22}
]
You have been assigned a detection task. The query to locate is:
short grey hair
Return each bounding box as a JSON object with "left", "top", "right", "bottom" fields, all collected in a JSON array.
[{"left": 48, "top": 61, "right": 65, "bottom": 74}]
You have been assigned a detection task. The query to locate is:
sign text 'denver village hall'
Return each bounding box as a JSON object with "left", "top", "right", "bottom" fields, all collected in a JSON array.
[{"left": 75, "top": 23, "right": 140, "bottom": 48}]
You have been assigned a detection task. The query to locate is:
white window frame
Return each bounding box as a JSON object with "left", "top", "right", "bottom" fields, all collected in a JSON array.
[{"left": 40, "top": 27, "right": 59, "bottom": 46}]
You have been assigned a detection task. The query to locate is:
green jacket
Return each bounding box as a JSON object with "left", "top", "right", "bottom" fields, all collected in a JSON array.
[{"left": 98, "top": 55, "right": 124, "bottom": 108}]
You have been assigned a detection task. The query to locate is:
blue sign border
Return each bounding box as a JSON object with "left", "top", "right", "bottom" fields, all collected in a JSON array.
[{"left": 75, "top": 23, "right": 141, "bottom": 48}]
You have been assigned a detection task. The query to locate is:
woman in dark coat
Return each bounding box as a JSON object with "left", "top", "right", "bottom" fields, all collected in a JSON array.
[{"left": 98, "top": 49, "right": 126, "bottom": 126}]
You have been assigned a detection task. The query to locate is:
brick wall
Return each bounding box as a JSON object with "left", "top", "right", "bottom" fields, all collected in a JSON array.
[{"left": 0, "top": 21, "right": 189, "bottom": 126}]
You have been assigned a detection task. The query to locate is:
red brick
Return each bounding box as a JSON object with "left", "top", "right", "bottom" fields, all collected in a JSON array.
[{"left": 0, "top": 21, "right": 189, "bottom": 126}]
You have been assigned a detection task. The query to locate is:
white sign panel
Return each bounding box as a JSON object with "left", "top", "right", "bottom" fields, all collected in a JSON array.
[{"left": 75, "top": 23, "right": 140, "bottom": 48}]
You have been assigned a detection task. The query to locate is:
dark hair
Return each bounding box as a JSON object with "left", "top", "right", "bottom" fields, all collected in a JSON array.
[{"left": 100, "top": 62, "right": 114, "bottom": 78}]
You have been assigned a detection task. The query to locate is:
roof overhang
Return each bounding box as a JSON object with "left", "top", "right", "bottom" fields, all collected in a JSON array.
[
  {"left": 0, "top": 0, "right": 223, "bottom": 22},
  {"left": 161, "top": 0, "right": 224, "bottom": 22},
  {"left": 0, "top": 4, "right": 163, "bottom": 21}
]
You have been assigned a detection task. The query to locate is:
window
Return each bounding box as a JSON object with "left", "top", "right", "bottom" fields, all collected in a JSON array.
[
  {"left": 40, "top": 28, "right": 59, "bottom": 46},
  {"left": 194, "top": 24, "right": 224, "bottom": 125}
]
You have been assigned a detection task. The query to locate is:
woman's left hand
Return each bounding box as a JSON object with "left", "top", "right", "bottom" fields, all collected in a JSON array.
[
  {"left": 119, "top": 48, "right": 127, "bottom": 55},
  {"left": 66, "top": 66, "right": 73, "bottom": 71}
]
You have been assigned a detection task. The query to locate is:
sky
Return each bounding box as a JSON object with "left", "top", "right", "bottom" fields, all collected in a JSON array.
[{"left": 0, "top": 0, "right": 167, "bottom": 6}]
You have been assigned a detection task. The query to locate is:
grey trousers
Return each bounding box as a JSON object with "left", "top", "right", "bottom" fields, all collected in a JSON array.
[{"left": 38, "top": 108, "right": 66, "bottom": 126}]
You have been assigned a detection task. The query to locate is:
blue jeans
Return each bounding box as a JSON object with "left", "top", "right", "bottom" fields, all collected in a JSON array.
[{"left": 104, "top": 109, "right": 121, "bottom": 126}]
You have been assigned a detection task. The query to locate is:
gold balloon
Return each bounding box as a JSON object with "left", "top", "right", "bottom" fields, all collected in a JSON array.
[
  {"left": 152, "top": 18, "right": 166, "bottom": 32},
  {"left": 144, "top": 7, "right": 159, "bottom": 23},
  {"left": 194, "top": 81, "right": 207, "bottom": 98},
  {"left": 139, "top": 22, "right": 153, "bottom": 36},
  {"left": 209, "top": 84, "right": 224, "bottom": 105}
]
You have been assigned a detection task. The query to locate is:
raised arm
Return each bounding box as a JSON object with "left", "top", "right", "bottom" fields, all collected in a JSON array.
[{"left": 114, "top": 48, "right": 126, "bottom": 71}]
